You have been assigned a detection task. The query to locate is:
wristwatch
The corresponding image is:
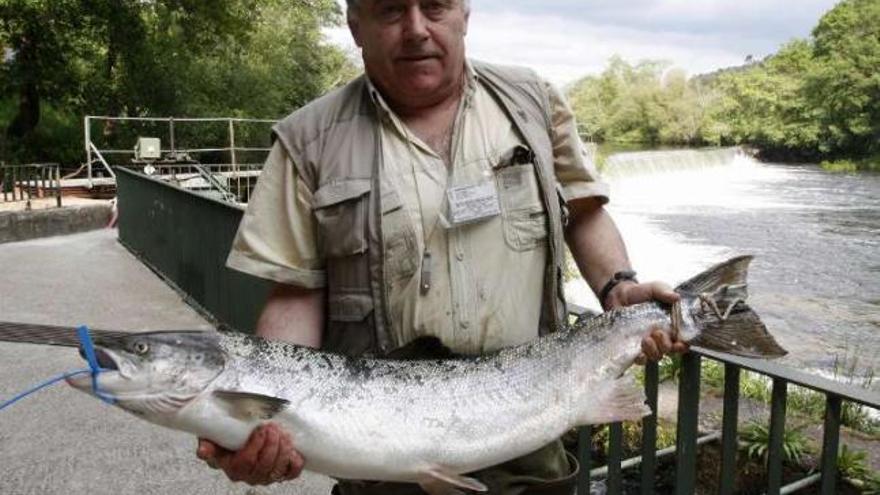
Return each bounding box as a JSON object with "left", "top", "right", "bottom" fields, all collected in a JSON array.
[{"left": 599, "top": 270, "right": 638, "bottom": 308}]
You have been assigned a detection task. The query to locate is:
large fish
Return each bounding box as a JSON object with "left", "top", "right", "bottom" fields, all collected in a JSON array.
[{"left": 0, "top": 256, "right": 785, "bottom": 493}]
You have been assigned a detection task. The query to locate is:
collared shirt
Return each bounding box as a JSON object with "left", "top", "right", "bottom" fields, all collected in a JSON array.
[{"left": 227, "top": 63, "right": 609, "bottom": 354}]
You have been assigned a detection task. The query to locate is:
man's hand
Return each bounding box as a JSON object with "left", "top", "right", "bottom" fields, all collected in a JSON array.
[
  {"left": 604, "top": 280, "right": 689, "bottom": 363},
  {"left": 197, "top": 423, "right": 304, "bottom": 485}
]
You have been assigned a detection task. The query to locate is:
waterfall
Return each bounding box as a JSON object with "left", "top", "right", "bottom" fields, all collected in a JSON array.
[{"left": 600, "top": 147, "right": 751, "bottom": 179}]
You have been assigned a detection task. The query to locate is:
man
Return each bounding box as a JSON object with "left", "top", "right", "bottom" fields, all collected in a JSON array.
[{"left": 198, "top": 0, "right": 685, "bottom": 492}]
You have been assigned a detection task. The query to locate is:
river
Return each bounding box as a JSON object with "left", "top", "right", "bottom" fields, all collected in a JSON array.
[{"left": 564, "top": 148, "right": 880, "bottom": 386}]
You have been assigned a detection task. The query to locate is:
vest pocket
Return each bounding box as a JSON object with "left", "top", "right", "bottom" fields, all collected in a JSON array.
[
  {"left": 313, "top": 179, "right": 371, "bottom": 258},
  {"left": 496, "top": 164, "right": 548, "bottom": 251},
  {"left": 325, "top": 292, "right": 375, "bottom": 356},
  {"left": 381, "top": 188, "right": 418, "bottom": 281}
]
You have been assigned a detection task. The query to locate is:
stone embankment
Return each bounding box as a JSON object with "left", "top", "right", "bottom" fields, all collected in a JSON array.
[{"left": 0, "top": 199, "right": 112, "bottom": 244}]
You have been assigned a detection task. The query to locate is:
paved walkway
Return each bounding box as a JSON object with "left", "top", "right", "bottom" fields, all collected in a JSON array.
[{"left": 0, "top": 229, "right": 334, "bottom": 495}]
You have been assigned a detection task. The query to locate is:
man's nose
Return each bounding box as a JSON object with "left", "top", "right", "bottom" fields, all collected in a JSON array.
[{"left": 402, "top": 6, "right": 430, "bottom": 41}]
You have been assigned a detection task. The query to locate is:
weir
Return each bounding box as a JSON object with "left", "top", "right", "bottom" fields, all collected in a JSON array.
[{"left": 600, "top": 146, "right": 749, "bottom": 179}]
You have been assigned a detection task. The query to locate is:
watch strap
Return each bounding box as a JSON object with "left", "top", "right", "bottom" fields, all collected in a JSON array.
[{"left": 599, "top": 269, "right": 638, "bottom": 308}]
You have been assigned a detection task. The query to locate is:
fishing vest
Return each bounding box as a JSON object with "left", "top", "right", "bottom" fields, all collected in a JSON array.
[{"left": 272, "top": 61, "right": 569, "bottom": 356}]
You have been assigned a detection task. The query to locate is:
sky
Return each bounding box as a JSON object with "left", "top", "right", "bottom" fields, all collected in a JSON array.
[{"left": 325, "top": 0, "right": 842, "bottom": 86}]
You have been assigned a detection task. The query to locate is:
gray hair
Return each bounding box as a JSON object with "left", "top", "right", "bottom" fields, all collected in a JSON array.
[{"left": 346, "top": 0, "right": 470, "bottom": 18}]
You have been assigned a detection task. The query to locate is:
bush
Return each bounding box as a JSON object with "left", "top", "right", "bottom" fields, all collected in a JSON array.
[{"left": 820, "top": 159, "right": 859, "bottom": 172}]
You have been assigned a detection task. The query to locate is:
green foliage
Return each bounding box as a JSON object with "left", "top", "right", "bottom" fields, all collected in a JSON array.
[
  {"left": 701, "top": 360, "right": 725, "bottom": 390},
  {"left": 820, "top": 159, "right": 859, "bottom": 172},
  {"left": 568, "top": 0, "right": 880, "bottom": 163},
  {"left": 740, "top": 420, "right": 811, "bottom": 465},
  {"left": 837, "top": 444, "right": 870, "bottom": 481},
  {"left": 865, "top": 473, "right": 880, "bottom": 494},
  {"left": 568, "top": 57, "right": 712, "bottom": 146},
  {"left": 657, "top": 355, "right": 682, "bottom": 382},
  {"left": 592, "top": 419, "right": 677, "bottom": 454},
  {"left": 0, "top": 0, "right": 356, "bottom": 165}
]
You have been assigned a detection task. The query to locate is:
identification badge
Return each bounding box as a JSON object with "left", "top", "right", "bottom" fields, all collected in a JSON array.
[{"left": 446, "top": 181, "right": 501, "bottom": 225}]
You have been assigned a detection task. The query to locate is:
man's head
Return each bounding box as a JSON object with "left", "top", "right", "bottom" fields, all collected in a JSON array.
[{"left": 346, "top": 0, "right": 470, "bottom": 112}]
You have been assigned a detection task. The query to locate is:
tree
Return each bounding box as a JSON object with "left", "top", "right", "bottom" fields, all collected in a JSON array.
[
  {"left": 808, "top": 0, "right": 880, "bottom": 157},
  {"left": 0, "top": 0, "right": 354, "bottom": 164}
]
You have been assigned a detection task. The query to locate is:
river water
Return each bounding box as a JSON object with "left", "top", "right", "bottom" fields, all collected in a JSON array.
[{"left": 565, "top": 148, "right": 880, "bottom": 385}]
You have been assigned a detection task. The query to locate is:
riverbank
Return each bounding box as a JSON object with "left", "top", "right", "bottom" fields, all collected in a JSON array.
[{"left": 820, "top": 155, "right": 880, "bottom": 173}]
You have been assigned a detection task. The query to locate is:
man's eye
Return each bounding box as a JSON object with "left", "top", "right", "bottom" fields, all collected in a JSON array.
[
  {"left": 379, "top": 5, "right": 406, "bottom": 21},
  {"left": 422, "top": 1, "right": 447, "bottom": 17}
]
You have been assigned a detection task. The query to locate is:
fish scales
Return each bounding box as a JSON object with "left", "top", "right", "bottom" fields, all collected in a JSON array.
[{"left": 0, "top": 255, "right": 786, "bottom": 493}]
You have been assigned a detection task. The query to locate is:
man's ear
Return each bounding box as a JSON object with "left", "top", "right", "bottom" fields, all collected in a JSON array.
[
  {"left": 348, "top": 15, "right": 363, "bottom": 48},
  {"left": 463, "top": 8, "right": 470, "bottom": 36}
]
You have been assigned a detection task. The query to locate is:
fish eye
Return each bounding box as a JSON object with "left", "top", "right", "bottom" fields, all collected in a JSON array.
[{"left": 133, "top": 341, "right": 150, "bottom": 355}]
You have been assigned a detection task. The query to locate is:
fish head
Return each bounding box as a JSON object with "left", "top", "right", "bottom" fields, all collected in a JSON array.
[{"left": 67, "top": 331, "right": 225, "bottom": 420}]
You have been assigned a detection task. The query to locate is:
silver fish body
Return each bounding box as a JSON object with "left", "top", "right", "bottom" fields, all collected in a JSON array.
[{"left": 56, "top": 256, "right": 784, "bottom": 491}]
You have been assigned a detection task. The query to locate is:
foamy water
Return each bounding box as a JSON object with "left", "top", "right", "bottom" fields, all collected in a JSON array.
[{"left": 565, "top": 149, "right": 880, "bottom": 388}]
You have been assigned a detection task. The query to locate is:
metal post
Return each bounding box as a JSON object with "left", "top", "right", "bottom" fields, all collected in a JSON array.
[
  {"left": 577, "top": 425, "right": 592, "bottom": 495},
  {"left": 640, "top": 360, "right": 659, "bottom": 495},
  {"left": 169, "top": 117, "right": 176, "bottom": 154},
  {"left": 229, "top": 119, "right": 237, "bottom": 169},
  {"left": 608, "top": 423, "right": 624, "bottom": 494},
  {"left": 229, "top": 119, "right": 240, "bottom": 202},
  {"left": 766, "top": 379, "right": 788, "bottom": 495},
  {"left": 675, "top": 353, "right": 702, "bottom": 495},
  {"left": 719, "top": 364, "right": 741, "bottom": 495},
  {"left": 25, "top": 167, "right": 32, "bottom": 210},
  {"left": 85, "top": 117, "right": 93, "bottom": 187},
  {"left": 819, "top": 395, "right": 842, "bottom": 495},
  {"left": 55, "top": 165, "right": 62, "bottom": 207}
]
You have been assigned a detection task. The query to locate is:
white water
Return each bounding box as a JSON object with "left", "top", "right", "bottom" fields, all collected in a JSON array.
[
  {"left": 566, "top": 149, "right": 765, "bottom": 310},
  {"left": 564, "top": 147, "right": 880, "bottom": 385}
]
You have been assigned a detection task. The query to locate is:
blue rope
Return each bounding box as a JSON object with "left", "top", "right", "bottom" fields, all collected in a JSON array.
[
  {"left": 76, "top": 325, "right": 116, "bottom": 404},
  {"left": 0, "top": 369, "right": 91, "bottom": 412},
  {"left": 0, "top": 325, "right": 116, "bottom": 412}
]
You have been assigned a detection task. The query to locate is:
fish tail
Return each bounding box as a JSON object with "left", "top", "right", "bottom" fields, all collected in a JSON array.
[
  {"left": 575, "top": 373, "right": 651, "bottom": 426},
  {"left": 676, "top": 256, "right": 787, "bottom": 358}
]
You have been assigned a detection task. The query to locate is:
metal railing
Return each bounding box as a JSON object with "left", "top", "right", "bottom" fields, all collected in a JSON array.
[
  {"left": 138, "top": 162, "right": 263, "bottom": 204},
  {"left": 83, "top": 116, "right": 275, "bottom": 189},
  {"left": 1, "top": 163, "right": 62, "bottom": 208},
  {"left": 570, "top": 305, "right": 880, "bottom": 494}
]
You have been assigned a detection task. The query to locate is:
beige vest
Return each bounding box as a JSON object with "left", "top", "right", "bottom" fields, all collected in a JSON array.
[{"left": 272, "top": 61, "right": 568, "bottom": 356}]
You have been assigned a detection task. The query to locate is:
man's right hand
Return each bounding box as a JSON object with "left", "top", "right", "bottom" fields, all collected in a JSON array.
[{"left": 197, "top": 423, "right": 305, "bottom": 485}]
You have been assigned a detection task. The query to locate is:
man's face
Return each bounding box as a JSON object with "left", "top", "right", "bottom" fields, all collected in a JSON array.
[{"left": 349, "top": 0, "right": 469, "bottom": 107}]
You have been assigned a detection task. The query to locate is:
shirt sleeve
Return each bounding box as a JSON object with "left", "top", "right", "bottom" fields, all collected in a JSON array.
[
  {"left": 226, "top": 142, "right": 327, "bottom": 288},
  {"left": 544, "top": 80, "right": 610, "bottom": 204}
]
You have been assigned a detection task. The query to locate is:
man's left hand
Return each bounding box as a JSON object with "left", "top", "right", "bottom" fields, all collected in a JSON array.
[{"left": 604, "top": 280, "right": 689, "bottom": 363}]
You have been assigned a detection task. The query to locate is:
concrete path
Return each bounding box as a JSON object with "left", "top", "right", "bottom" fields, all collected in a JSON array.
[{"left": 0, "top": 229, "right": 334, "bottom": 495}]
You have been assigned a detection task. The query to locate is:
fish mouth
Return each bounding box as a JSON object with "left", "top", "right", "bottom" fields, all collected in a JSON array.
[
  {"left": 66, "top": 346, "right": 122, "bottom": 390},
  {"left": 77, "top": 345, "right": 120, "bottom": 371}
]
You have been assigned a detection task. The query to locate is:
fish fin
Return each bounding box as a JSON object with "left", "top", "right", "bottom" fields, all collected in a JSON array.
[
  {"left": 212, "top": 391, "right": 289, "bottom": 421},
  {"left": 385, "top": 336, "right": 458, "bottom": 360},
  {"left": 676, "top": 256, "right": 787, "bottom": 358},
  {"left": 419, "top": 467, "right": 487, "bottom": 493},
  {"left": 690, "top": 303, "right": 788, "bottom": 358},
  {"left": 675, "top": 255, "right": 753, "bottom": 295},
  {"left": 576, "top": 373, "right": 651, "bottom": 425}
]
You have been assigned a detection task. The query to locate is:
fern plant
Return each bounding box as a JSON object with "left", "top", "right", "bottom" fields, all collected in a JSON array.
[{"left": 739, "top": 420, "right": 810, "bottom": 465}]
